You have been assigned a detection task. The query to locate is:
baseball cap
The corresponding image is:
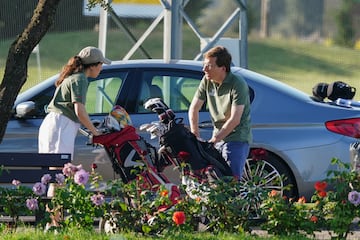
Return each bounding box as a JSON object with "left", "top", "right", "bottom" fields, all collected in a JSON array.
[{"left": 77, "top": 46, "right": 112, "bottom": 65}]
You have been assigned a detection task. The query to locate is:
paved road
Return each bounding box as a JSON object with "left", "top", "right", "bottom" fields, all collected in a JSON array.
[{"left": 250, "top": 226, "right": 360, "bottom": 239}]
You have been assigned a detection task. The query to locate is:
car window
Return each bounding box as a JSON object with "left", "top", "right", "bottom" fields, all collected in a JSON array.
[
  {"left": 86, "top": 73, "right": 126, "bottom": 114},
  {"left": 137, "top": 70, "right": 203, "bottom": 113}
]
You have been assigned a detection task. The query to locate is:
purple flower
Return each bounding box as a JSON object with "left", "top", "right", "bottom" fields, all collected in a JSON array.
[
  {"left": 41, "top": 174, "right": 52, "bottom": 185},
  {"left": 62, "top": 163, "right": 82, "bottom": 177},
  {"left": 26, "top": 198, "right": 38, "bottom": 211},
  {"left": 32, "top": 182, "right": 47, "bottom": 196},
  {"left": 74, "top": 169, "right": 89, "bottom": 185},
  {"left": 348, "top": 191, "right": 360, "bottom": 206},
  {"left": 55, "top": 173, "right": 65, "bottom": 185},
  {"left": 91, "top": 193, "right": 105, "bottom": 206},
  {"left": 12, "top": 179, "right": 21, "bottom": 186}
]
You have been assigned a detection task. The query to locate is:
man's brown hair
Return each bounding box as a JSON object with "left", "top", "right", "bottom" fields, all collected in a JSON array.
[{"left": 203, "top": 46, "right": 232, "bottom": 72}]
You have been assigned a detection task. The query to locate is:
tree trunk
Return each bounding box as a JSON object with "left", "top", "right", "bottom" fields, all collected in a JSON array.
[
  {"left": 0, "top": 0, "right": 61, "bottom": 143},
  {"left": 260, "top": 0, "right": 270, "bottom": 38}
]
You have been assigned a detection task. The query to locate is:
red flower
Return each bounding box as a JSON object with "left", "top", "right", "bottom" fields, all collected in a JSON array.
[
  {"left": 318, "top": 191, "right": 327, "bottom": 198},
  {"left": 310, "top": 215, "right": 318, "bottom": 223},
  {"left": 314, "top": 181, "right": 327, "bottom": 191},
  {"left": 172, "top": 211, "right": 186, "bottom": 225},
  {"left": 250, "top": 148, "right": 268, "bottom": 161},
  {"left": 91, "top": 163, "right": 97, "bottom": 170},
  {"left": 177, "top": 151, "right": 190, "bottom": 161}
]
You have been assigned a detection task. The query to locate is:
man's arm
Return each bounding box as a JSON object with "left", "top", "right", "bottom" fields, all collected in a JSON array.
[
  {"left": 209, "top": 104, "right": 244, "bottom": 143},
  {"left": 188, "top": 97, "right": 205, "bottom": 138}
]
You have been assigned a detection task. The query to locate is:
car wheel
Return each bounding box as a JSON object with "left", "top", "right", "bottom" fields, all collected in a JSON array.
[{"left": 239, "top": 153, "right": 298, "bottom": 218}]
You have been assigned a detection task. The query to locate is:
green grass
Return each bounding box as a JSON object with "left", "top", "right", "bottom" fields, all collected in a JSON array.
[
  {"left": 0, "top": 227, "right": 311, "bottom": 240},
  {"left": 248, "top": 38, "right": 360, "bottom": 98},
  {"left": 1, "top": 28, "right": 360, "bottom": 100}
]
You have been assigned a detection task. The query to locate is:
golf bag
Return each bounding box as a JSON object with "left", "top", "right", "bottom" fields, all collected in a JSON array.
[
  {"left": 88, "top": 106, "right": 180, "bottom": 205},
  {"left": 144, "top": 98, "right": 233, "bottom": 184}
]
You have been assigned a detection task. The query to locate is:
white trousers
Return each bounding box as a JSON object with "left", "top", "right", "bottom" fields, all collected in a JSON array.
[{"left": 38, "top": 112, "right": 80, "bottom": 160}]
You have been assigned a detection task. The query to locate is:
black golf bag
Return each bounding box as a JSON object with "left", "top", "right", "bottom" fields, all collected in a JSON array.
[{"left": 144, "top": 98, "right": 233, "bottom": 184}]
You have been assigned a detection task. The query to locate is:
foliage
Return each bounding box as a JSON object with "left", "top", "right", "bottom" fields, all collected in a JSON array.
[
  {"left": 334, "top": 0, "right": 355, "bottom": 47},
  {"left": 89, "top": 154, "right": 270, "bottom": 236},
  {"left": 309, "top": 158, "right": 360, "bottom": 239},
  {"left": 261, "top": 157, "right": 360, "bottom": 239},
  {"left": 4, "top": 156, "right": 360, "bottom": 239},
  {"left": 261, "top": 190, "right": 318, "bottom": 237},
  {"left": 47, "top": 163, "right": 106, "bottom": 231},
  {"left": 0, "top": 179, "right": 49, "bottom": 229}
]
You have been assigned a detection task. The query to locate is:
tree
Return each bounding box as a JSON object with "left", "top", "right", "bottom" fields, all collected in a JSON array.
[
  {"left": 0, "top": 0, "right": 61, "bottom": 143},
  {"left": 0, "top": 0, "right": 107, "bottom": 142},
  {"left": 334, "top": 0, "right": 355, "bottom": 47}
]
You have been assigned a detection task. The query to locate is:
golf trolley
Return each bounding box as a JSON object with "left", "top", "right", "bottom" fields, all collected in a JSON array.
[{"left": 80, "top": 99, "right": 285, "bottom": 232}]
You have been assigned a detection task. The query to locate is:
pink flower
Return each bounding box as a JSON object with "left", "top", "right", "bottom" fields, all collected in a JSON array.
[
  {"left": 74, "top": 169, "right": 89, "bottom": 185},
  {"left": 12, "top": 179, "right": 21, "bottom": 186},
  {"left": 41, "top": 174, "right": 52, "bottom": 185},
  {"left": 62, "top": 163, "right": 82, "bottom": 177},
  {"left": 32, "top": 182, "right": 47, "bottom": 196},
  {"left": 91, "top": 193, "right": 105, "bottom": 206},
  {"left": 26, "top": 198, "right": 38, "bottom": 211}
]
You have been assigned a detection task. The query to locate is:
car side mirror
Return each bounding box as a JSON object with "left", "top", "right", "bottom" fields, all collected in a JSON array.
[{"left": 15, "top": 101, "right": 36, "bottom": 118}]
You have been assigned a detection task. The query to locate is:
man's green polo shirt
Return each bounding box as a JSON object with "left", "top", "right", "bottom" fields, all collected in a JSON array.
[{"left": 195, "top": 72, "right": 252, "bottom": 143}]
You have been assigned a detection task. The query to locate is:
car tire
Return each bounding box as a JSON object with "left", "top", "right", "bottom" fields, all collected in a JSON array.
[
  {"left": 239, "top": 153, "right": 298, "bottom": 218},
  {"left": 241, "top": 153, "right": 298, "bottom": 198}
]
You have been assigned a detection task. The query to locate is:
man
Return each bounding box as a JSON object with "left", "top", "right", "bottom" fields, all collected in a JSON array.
[{"left": 188, "top": 46, "right": 252, "bottom": 179}]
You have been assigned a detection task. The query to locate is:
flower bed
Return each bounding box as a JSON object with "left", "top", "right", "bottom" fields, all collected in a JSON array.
[{"left": 1, "top": 153, "right": 359, "bottom": 239}]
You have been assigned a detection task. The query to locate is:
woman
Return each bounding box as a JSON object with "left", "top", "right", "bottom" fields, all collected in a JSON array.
[{"left": 38, "top": 46, "right": 112, "bottom": 159}]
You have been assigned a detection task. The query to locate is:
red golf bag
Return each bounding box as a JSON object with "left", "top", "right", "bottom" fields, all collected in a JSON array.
[{"left": 91, "top": 124, "right": 180, "bottom": 205}]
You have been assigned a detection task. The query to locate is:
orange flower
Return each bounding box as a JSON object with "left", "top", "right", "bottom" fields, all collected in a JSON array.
[
  {"left": 195, "top": 197, "right": 202, "bottom": 202},
  {"left": 160, "top": 189, "right": 168, "bottom": 197},
  {"left": 318, "top": 191, "right": 327, "bottom": 198},
  {"left": 310, "top": 215, "right": 318, "bottom": 223},
  {"left": 172, "top": 211, "right": 186, "bottom": 225},
  {"left": 269, "top": 190, "right": 278, "bottom": 197},
  {"left": 297, "top": 196, "right": 306, "bottom": 204},
  {"left": 314, "top": 181, "right": 327, "bottom": 192}
]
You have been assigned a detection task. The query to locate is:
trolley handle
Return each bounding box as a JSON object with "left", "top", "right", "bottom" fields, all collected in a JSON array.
[{"left": 78, "top": 127, "right": 94, "bottom": 145}]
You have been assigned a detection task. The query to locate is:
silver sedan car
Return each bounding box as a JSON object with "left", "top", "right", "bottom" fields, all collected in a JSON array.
[{"left": 2, "top": 59, "right": 360, "bottom": 199}]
